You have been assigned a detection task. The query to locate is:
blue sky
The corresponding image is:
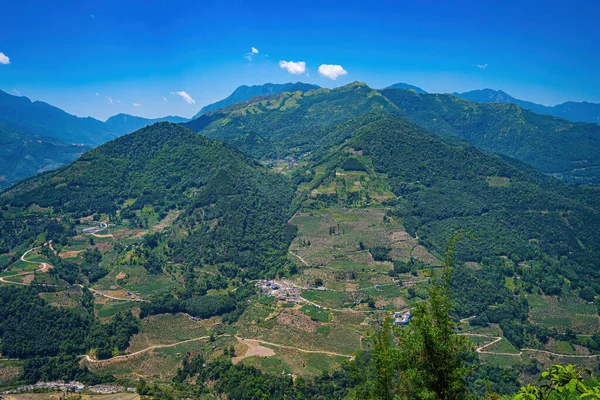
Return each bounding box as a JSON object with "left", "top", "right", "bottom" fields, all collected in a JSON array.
[{"left": 0, "top": 0, "right": 598, "bottom": 120}]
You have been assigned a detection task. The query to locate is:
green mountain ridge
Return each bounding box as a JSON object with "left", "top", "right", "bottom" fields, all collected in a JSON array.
[
  {"left": 192, "top": 82, "right": 320, "bottom": 118},
  {"left": 456, "top": 88, "right": 600, "bottom": 125}
]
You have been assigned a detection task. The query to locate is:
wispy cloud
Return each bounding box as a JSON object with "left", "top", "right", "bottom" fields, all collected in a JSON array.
[
  {"left": 133, "top": 103, "right": 141, "bottom": 107},
  {"left": 245, "top": 47, "right": 259, "bottom": 61},
  {"left": 90, "top": 14, "right": 95, "bottom": 19},
  {"left": 0, "top": 52, "right": 10, "bottom": 65},
  {"left": 477, "top": 63, "right": 488, "bottom": 69},
  {"left": 163, "top": 96, "right": 168, "bottom": 102},
  {"left": 95, "top": 92, "right": 99, "bottom": 96},
  {"left": 279, "top": 60, "right": 307, "bottom": 75},
  {"left": 171, "top": 91, "right": 196, "bottom": 104},
  {"left": 12, "top": 88, "right": 20, "bottom": 96},
  {"left": 107, "top": 96, "right": 113, "bottom": 104},
  {"left": 318, "top": 64, "right": 348, "bottom": 80}
]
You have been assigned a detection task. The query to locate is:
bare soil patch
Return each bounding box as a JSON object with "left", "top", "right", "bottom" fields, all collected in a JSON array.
[
  {"left": 232, "top": 338, "right": 276, "bottom": 365},
  {"left": 277, "top": 309, "right": 320, "bottom": 333}
]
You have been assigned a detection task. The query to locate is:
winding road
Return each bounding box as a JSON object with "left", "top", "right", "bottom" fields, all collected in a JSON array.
[
  {"left": 81, "top": 334, "right": 353, "bottom": 365},
  {"left": 459, "top": 333, "right": 600, "bottom": 359},
  {"left": 0, "top": 246, "right": 50, "bottom": 286}
]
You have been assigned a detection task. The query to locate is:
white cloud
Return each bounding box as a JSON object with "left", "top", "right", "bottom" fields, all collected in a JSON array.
[
  {"left": 171, "top": 91, "right": 196, "bottom": 104},
  {"left": 133, "top": 103, "right": 141, "bottom": 107},
  {"left": 318, "top": 64, "right": 348, "bottom": 80},
  {"left": 107, "top": 96, "right": 113, "bottom": 104},
  {"left": 279, "top": 60, "right": 307, "bottom": 75},
  {"left": 95, "top": 92, "right": 99, "bottom": 96},
  {"left": 0, "top": 52, "right": 10, "bottom": 65},
  {"left": 163, "top": 96, "right": 168, "bottom": 102},
  {"left": 245, "top": 47, "right": 260, "bottom": 62},
  {"left": 12, "top": 88, "right": 20, "bottom": 96},
  {"left": 477, "top": 63, "right": 488, "bottom": 69}
]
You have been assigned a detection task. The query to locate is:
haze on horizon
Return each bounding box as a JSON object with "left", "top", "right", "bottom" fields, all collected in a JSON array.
[{"left": 0, "top": 0, "right": 598, "bottom": 120}]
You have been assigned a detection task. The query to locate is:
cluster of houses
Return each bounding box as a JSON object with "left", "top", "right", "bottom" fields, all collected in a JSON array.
[
  {"left": 259, "top": 280, "right": 303, "bottom": 302},
  {"left": 82, "top": 221, "right": 108, "bottom": 235},
  {"left": 393, "top": 310, "right": 412, "bottom": 326}
]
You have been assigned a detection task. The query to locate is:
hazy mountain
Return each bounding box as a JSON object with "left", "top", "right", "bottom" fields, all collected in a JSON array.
[
  {"left": 104, "top": 113, "right": 188, "bottom": 136},
  {"left": 386, "top": 82, "right": 427, "bottom": 93},
  {"left": 0, "top": 90, "right": 113, "bottom": 145},
  {"left": 192, "top": 82, "right": 321, "bottom": 118},
  {"left": 455, "top": 88, "right": 600, "bottom": 124},
  {"left": 0, "top": 124, "right": 90, "bottom": 189},
  {"left": 0, "top": 90, "right": 191, "bottom": 186}
]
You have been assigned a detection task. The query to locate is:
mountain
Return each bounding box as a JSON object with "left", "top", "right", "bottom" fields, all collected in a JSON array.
[
  {"left": 0, "top": 124, "right": 90, "bottom": 189},
  {"left": 192, "top": 82, "right": 320, "bottom": 118},
  {"left": 185, "top": 82, "right": 401, "bottom": 158},
  {"left": 380, "top": 88, "right": 600, "bottom": 184},
  {"left": 386, "top": 82, "right": 427, "bottom": 93},
  {"left": 2, "top": 122, "right": 295, "bottom": 276},
  {"left": 0, "top": 90, "right": 114, "bottom": 145},
  {"left": 455, "top": 88, "right": 600, "bottom": 124},
  {"left": 104, "top": 113, "right": 188, "bottom": 136}
]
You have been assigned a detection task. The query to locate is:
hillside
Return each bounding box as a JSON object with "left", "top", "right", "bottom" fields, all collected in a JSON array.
[
  {"left": 2, "top": 122, "right": 296, "bottom": 276},
  {"left": 456, "top": 88, "right": 600, "bottom": 125},
  {"left": 380, "top": 88, "right": 600, "bottom": 184},
  {"left": 0, "top": 124, "right": 90, "bottom": 188},
  {"left": 193, "top": 82, "right": 320, "bottom": 118}
]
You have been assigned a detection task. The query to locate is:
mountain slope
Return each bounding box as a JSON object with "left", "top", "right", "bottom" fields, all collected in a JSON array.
[
  {"left": 456, "top": 88, "right": 600, "bottom": 124},
  {"left": 0, "top": 90, "right": 113, "bottom": 145},
  {"left": 193, "top": 82, "right": 320, "bottom": 118},
  {"left": 386, "top": 82, "right": 427, "bottom": 93},
  {"left": 104, "top": 113, "right": 188, "bottom": 136},
  {"left": 380, "top": 88, "right": 600, "bottom": 184},
  {"left": 0, "top": 124, "right": 90, "bottom": 188},
  {"left": 185, "top": 82, "right": 402, "bottom": 158},
  {"left": 2, "top": 122, "right": 296, "bottom": 276}
]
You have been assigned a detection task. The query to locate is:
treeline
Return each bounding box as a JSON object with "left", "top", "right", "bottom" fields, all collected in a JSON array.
[
  {"left": 140, "top": 283, "right": 255, "bottom": 323},
  {"left": 0, "top": 286, "right": 138, "bottom": 360}
]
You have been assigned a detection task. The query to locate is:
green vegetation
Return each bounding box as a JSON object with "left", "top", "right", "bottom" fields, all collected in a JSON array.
[{"left": 381, "top": 88, "right": 600, "bottom": 185}]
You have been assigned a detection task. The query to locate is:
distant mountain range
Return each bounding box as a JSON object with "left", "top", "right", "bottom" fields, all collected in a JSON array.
[
  {"left": 192, "top": 82, "right": 320, "bottom": 118},
  {"left": 386, "top": 82, "right": 428, "bottom": 93},
  {"left": 455, "top": 88, "right": 600, "bottom": 124},
  {"left": 0, "top": 89, "right": 187, "bottom": 187}
]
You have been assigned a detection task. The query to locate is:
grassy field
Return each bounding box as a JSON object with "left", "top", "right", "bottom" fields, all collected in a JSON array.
[
  {"left": 526, "top": 293, "right": 599, "bottom": 334},
  {"left": 127, "top": 313, "right": 213, "bottom": 352}
]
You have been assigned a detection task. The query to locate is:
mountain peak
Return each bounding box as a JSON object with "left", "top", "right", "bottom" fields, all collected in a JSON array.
[
  {"left": 386, "top": 82, "right": 427, "bottom": 94},
  {"left": 192, "top": 82, "right": 320, "bottom": 119}
]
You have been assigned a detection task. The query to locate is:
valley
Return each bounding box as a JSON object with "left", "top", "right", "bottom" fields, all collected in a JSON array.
[{"left": 1, "top": 86, "right": 599, "bottom": 399}]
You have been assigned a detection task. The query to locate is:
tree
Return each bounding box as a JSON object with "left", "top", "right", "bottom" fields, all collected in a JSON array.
[{"left": 356, "top": 232, "right": 474, "bottom": 400}]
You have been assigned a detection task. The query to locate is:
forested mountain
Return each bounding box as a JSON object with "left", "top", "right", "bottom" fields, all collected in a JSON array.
[
  {"left": 380, "top": 88, "right": 600, "bottom": 184},
  {"left": 2, "top": 122, "right": 296, "bottom": 276},
  {"left": 192, "top": 82, "right": 320, "bottom": 118},
  {"left": 0, "top": 124, "right": 90, "bottom": 188},
  {"left": 103, "top": 113, "right": 188, "bottom": 136},
  {"left": 456, "top": 88, "right": 600, "bottom": 124},
  {"left": 386, "top": 82, "right": 427, "bottom": 93},
  {"left": 185, "top": 82, "right": 401, "bottom": 158}
]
